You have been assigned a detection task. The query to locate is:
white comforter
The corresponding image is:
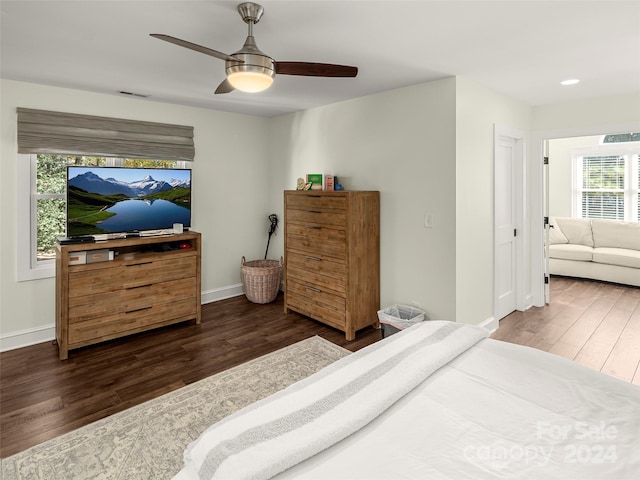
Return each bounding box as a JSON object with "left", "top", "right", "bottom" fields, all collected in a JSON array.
[
  {"left": 174, "top": 321, "right": 487, "bottom": 480},
  {"left": 176, "top": 321, "right": 640, "bottom": 480}
]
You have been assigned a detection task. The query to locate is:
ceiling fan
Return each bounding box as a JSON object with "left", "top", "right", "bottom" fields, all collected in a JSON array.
[{"left": 151, "top": 2, "right": 358, "bottom": 94}]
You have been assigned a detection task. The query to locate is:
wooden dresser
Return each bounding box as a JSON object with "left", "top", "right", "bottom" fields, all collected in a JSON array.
[
  {"left": 55, "top": 232, "right": 201, "bottom": 359},
  {"left": 284, "top": 190, "right": 380, "bottom": 340}
]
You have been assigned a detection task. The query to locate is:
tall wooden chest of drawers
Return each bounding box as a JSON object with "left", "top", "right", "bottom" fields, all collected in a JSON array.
[
  {"left": 55, "top": 232, "right": 201, "bottom": 359},
  {"left": 284, "top": 190, "right": 380, "bottom": 340}
]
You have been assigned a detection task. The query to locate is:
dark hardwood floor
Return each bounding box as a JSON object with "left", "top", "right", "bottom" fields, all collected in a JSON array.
[
  {"left": 0, "top": 294, "right": 380, "bottom": 458},
  {"left": 2, "top": 277, "right": 638, "bottom": 458},
  {"left": 491, "top": 276, "right": 640, "bottom": 385}
]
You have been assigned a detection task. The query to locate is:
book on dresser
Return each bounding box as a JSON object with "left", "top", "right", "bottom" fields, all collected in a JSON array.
[
  {"left": 55, "top": 232, "right": 201, "bottom": 360},
  {"left": 283, "top": 190, "right": 380, "bottom": 340}
]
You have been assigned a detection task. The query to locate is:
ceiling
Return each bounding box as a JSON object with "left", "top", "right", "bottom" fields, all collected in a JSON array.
[{"left": 1, "top": 1, "right": 639, "bottom": 117}]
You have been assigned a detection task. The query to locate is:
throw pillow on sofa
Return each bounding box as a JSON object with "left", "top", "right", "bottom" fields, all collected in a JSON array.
[
  {"left": 549, "top": 217, "right": 569, "bottom": 245},
  {"left": 591, "top": 219, "right": 640, "bottom": 251},
  {"left": 554, "top": 217, "right": 594, "bottom": 247}
]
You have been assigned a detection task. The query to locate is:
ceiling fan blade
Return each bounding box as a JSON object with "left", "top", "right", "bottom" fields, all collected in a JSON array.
[
  {"left": 275, "top": 62, "right": 358, "bottom": 77},
  {"left": 150, "top": 34, "right": 240, "bottom": 63},
  {"left": 215, "top": 79, "right": 235, "bottom": 94}
]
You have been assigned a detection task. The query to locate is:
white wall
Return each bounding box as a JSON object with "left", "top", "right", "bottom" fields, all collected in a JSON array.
[
  {"left": 268, "top": 78, "right": 458, "bottom": 321},
  {"left": 455, "top": 77, "right": 532, "bottom": 324},
  {"left": 0, "top": 79, "right": 269, "bottom": 343},
  {"left": 533, "top": 92, "right": 640, "bottom": 133}
]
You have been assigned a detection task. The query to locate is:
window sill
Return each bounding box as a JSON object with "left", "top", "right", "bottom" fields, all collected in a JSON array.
[{"left": 17, "top": 263, "right": 55, "bottom": 282}]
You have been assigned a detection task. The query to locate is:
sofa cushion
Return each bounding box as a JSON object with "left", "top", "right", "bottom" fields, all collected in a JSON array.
[
  {"left": 549, "top": 244, "right": 594, "bottom": 261},
  {"left": 593, "top": 247, "right": 640, "bottom": 269},
  {"left": 554, "top": 217, "right": 594, "bottom": 247},
  {"left": 549, "top": 217, "right": 569, "bottom": 244},
  {"left": 591, "top": 219, "right": 640, "bottom": 251}
]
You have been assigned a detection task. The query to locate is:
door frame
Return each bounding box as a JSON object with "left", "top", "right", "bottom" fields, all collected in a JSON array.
[
  {"left": 494, "top": 124, "right": 526, "bottom": 320},
  {"left": 529, "top": 121, "right": 640, "bottom": 308}
]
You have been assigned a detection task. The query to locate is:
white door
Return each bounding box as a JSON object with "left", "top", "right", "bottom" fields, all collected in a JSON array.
[{"left": 495, "top": 135, "right": 517, "bottom": 320}]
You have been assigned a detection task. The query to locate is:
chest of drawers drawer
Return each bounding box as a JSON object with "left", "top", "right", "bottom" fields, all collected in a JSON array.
[
  {"left": 285, "top": 208, "right": 346, "bottom": 228},
  {"left": 285, "top": 278, "right": 346, "bottom": 330},
  {"left": 68, "top": 277, "right": 197, "bottom": 323},
  {"left": 286, "top": 223, "right": 346, "bottom": 259},
  {"left": 69, "top": 255, "right": 196, "bottom": 297},
  {"left": 286, "top": 194, "right": 346, "bottom": 212},
  {"left": 285, "top": 251, "right": 346, "bottom": 294},
  {"left": 68, "top": 296, "right": 196, "bottom": 344}
]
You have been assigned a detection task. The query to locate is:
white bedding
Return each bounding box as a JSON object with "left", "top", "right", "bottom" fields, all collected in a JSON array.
[
  {"left": 176, "top": 321, "right": 640, "bottom": 480},
  {"left": 276, "top": 334, "right": 640, "bottom": 479}
]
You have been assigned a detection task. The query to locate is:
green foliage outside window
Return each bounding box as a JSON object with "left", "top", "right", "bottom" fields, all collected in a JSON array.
[
  {"left": 36, "top": 155, "right": 105, "bottom": 258},
  {"left": 37, "top": 198, "right": 66, "bottom": 258},
  {"left": 582, "top": 156, "right": 625, "bottom": 190}
]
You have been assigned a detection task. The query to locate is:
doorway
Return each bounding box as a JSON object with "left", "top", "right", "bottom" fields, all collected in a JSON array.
[
  {"left": 530, "top": 122, "right": 640, "bottom": 307},
  {"left": 494, "top": 125, "right": 525, "bottom": 321}
]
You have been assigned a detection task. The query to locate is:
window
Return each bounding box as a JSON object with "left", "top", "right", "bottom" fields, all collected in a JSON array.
[
  {"left": 16, "top": 108, "right": 194, "bottom": 281},
  {"left": 18, "top": 155, "right": 182, "bottom": 281},
  {"left": 573, "top": 144, "right": 639, "bottom": 223}
]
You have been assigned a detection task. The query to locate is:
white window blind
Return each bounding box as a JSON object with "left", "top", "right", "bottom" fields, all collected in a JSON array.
[{"left": 579, "top": 155, "right": 625, "bottom": 220}]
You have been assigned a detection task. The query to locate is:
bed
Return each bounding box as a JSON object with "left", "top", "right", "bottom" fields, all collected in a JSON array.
[{"left": 174, "top": 321, "right": 640, "bottom": 480}]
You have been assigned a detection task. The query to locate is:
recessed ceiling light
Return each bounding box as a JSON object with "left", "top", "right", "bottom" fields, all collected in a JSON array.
[{"left": 560, "top": 79, "right": 580, "bottom": 86}]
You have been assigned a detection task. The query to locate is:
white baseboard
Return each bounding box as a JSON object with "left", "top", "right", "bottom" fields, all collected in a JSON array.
[
  {"left": 0, "top": 324, "right": 56, "bottom": 352},
  {"left": 0, "top": 284, "right": 249, "bottom": 352},
  {"left": 201, "top": 283, "right": 245, "bottom": 304},
  {"left": 479, "top": 316, "right": 498, "bottom": 333}
]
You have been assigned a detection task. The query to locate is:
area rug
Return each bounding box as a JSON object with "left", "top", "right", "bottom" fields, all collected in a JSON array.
[{"left": 1, "top": 336, "right": 349, "bottom": 480}]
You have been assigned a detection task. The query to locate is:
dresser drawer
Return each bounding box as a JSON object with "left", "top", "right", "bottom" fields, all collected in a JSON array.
[
  {"left": 68, "top": 297, "right": 196, "bottom": 344},
  {"left": 286, "top": 251, "right": 346, "bottom": 294},
  {"left": 286, "top": 279, "right": 345, "bottom": 330},
  {"left": 286, "top": 208, "right": 346, "bottom": 228},
  {"left": 68, "top": 277, "right": 196, "bottom": 323},
  {"left": 69, "top": 256, "right": 196, "bottom": 297},
  {"left": 286, "top": 224, "right": 346, "bottom": 259},
  {"left": 286, "top": 193, "right": 346, "bottom": 213}
]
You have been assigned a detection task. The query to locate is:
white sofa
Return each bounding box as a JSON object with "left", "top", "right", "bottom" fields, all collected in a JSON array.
[{"left": 549, "top": 217, "right": 640, "bottom": 287}]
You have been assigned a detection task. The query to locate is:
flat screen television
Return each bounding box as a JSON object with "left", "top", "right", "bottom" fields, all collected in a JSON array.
[{"left": 66, "top": 166, "right": 192, "bottom": 238}]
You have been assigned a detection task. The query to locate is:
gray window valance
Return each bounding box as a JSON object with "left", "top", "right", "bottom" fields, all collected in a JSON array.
[{"left": 17, "top": 108, "right": 195, "bottom": 162}]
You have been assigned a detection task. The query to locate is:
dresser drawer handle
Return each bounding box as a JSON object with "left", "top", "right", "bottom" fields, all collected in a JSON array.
[
  {"left": 304, "top": 210, "right": 322, "bottom": 214},
  {"left": 306, "top": 286, "right": 321, "bottom": 293},
  {"left": 125, "top": 306, "right": 153, "bottom": 314},
  {"left": 305, "top": 226, "right": 321, "bottom": 229},
  {"left": 305, "top": 256, "right": 321, "bottom": 261},
  {"left": 126, "top": 284, "right": 152, "bottom": 290},
  {"left": 126, "top": 261, "right": 153, "bottom": 267}
]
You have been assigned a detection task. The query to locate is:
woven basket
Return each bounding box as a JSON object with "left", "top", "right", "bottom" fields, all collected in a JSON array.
[{"left": 241, "top": 256, "right": 283, "bottom": 304}]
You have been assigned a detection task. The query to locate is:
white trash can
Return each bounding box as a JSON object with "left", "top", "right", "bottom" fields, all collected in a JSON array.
[{"left": 377, "top": 304, "right": 426, "bottom": 338}]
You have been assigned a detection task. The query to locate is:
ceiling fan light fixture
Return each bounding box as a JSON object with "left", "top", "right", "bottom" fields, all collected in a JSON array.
[
  {"left": 227, "top": 69, "right": 274, "bottom": 92},
  {"left": 225, "top": 50, "right": 275, "bottom": 93}
]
